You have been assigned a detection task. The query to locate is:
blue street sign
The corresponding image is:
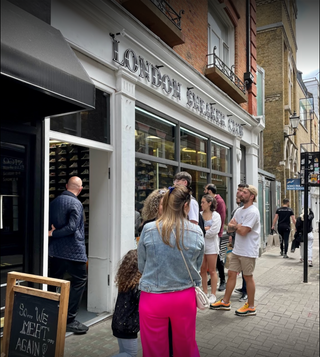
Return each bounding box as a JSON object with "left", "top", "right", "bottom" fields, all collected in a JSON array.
[{"left": 286, "top": 178, "right": 304, "bottom": 190}]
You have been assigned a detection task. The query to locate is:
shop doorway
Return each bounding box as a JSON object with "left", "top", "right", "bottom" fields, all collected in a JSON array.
[{"left": 48, "top": 140, "right": 111, "bottom": 325}]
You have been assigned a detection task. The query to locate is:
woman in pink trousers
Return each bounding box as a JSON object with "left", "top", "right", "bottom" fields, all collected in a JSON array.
[{"left": 138, "top": 185, "right": 205, "bottom": 357}]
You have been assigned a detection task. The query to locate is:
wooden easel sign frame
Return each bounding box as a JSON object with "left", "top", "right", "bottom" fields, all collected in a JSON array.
[{"left": 2, "top": 272, "right": 70, "bottom": 357}]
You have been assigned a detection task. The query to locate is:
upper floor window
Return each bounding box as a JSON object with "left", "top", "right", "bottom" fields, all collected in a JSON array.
[
  {"left": 256, "top": 65, "right": 265, "bottom": 117},
  {"left": 208, "top": 1, "right": 234, "bottom": 68}
]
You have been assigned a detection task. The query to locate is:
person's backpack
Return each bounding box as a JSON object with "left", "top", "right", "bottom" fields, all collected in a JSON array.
[{"left": 198, "top": 213, "right": 206, "bottom": 236}]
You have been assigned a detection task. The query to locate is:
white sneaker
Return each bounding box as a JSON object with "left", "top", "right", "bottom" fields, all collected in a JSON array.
[{"left": 208, "top": 294, "right": 216, "bottom": 304}]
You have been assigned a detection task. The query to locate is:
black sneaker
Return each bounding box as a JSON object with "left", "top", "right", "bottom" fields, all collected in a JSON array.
[
  {"left": 280, "top": 251, "right": 283, "bottom": 256},
  {"left": 66, "top": 320, "right": 89, "bottom": 334},
  {"left": 218, "top": 282, "right": 226, "bottom": 291},
  {"left": 234, "top": 288, "right": 242, "bottom": 294},
  {"left": 239, "top": 293, "right": 248, "bottom": 302}
]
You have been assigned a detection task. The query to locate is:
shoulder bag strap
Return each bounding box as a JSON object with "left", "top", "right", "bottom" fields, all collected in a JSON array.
[{"left": 180, "top": 250, "right": 196, "bottom": 287}]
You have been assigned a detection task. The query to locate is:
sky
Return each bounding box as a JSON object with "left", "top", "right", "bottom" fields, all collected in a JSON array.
[{"left": 296, "top": 0, "right": 319, "bottom": 79}]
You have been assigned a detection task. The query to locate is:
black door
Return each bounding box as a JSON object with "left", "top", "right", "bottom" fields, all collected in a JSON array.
[{"left": 0, "top": 130, "right": 38, "bottom": 318}]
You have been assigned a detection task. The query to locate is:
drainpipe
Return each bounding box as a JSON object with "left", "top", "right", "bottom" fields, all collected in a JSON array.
[{"left": 244, "top": 0, "right": 254, "bottom": 88}]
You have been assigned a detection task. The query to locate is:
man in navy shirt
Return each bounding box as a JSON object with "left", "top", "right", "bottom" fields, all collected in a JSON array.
[
  {"left": 271, "top": 198, "right": 296, "bottom": 258},
  {"left": 48, "top": 176, "right": 89, "bottom": 334}
]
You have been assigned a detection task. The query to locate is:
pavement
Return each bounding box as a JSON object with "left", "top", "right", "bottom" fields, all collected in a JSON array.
[{"left": 64, "top": 234, "right": 319, "bottom": 357}]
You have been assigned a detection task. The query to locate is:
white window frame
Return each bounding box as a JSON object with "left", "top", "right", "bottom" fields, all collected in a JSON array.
[{"left": 208, "top": 1, "right": 235, "bottom": 69}]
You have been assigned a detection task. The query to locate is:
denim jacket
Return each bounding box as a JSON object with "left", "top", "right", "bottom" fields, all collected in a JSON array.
[{"left": 138, "top": 220, "right": 204, "bottom": 293}]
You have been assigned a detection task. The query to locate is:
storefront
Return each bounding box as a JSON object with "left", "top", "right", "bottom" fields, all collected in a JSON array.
[{"left": 47, "top": 0, "right": 264, "bottom": 321}]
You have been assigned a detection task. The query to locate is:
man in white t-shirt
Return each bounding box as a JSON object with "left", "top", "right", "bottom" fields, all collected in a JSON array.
[
  {"left": 173, "top": 171, "right": 199, "bottom": 225},
  {"left": 210, "top": 185, "right": 260, "bottom": 316}
]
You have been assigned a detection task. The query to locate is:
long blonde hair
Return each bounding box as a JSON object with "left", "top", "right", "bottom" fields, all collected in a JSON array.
[{"left": 156, "top": 185, "right": 191, "bottom": 250}]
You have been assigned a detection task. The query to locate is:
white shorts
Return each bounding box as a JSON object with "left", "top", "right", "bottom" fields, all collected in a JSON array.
[{"left": 204, "top": 236, "right": 219, "bottom": 255}]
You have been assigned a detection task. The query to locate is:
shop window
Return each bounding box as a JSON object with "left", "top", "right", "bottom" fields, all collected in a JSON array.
[
  {"left": 50, "top": 89, "right": 110, "bottom": 144},
  {"left": 211, "top": 141, "right": 230, "bottom": 173},
  {"left": 135, "top": 158, "right": 175, "bottom": 213},
  {"left": 135, "top": 107, "right": 175, "bottom": 160},
  {"left": 180, "top": 128, "right": 208, "bottom": 168},
  {"left": 180, "top": 168, "right": 208, "bottom": 205}
]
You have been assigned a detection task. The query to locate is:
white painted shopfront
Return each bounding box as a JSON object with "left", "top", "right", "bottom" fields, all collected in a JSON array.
[{"left": 47, "top": 0, "right": 264, "bottom": 321}]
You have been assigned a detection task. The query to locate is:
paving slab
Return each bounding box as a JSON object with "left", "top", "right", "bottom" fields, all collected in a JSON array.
[{"left": 64, "top": 233, "right": 319, "bottom": 356}]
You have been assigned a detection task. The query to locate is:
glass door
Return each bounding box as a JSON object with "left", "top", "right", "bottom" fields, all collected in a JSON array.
[{"left": 0, "top": 138, "right": 27, "bottom": 325}]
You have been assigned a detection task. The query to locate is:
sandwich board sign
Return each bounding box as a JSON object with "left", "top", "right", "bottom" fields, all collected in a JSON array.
[{"left": 1, "top": 272, "right": 70, "bottom": 357}]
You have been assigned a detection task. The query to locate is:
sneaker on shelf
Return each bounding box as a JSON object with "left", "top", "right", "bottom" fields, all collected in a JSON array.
[
  {"left": 218, "top": 282, "right": 226, "bottom": 291},
  {"left": 82, "top": 198, "right": 90, "bottom": 205},
  {"left": 81, "top": 161, "right": 89, "bottom": 167},
  {"left": 239, "top": 293, "right": 248, "bottom": 302},
  {"left": 69, "top": 148, "right": 78, "bottom": 154},
  {"left": 81, "top": 193, "right": 90, "bottom": 198},
  {"left": 66, "top": 320, "right": 89, "bottom": 334},
  {"left": 83, "top": 177, "right": 89, "bottom": 182},
  {"left": 235, "top": 302, "right": 256, "bottom": 316},
  {"left": 234, "top": 288, "right": 242, "bottom": 294},
  {"left": 70, "top": 155, "right": 78, "bottom": 161},
  {"left": 49, "top": 151, "right": 55, "bottom": 156},
  {"left": 50, "top": 172, "right": 55, "bottom": 176},
  {"left": 210, "top": 299, "right": 231, "bottom": 311},
  {"left": 81, "top": 154, "right": 89, "bottom": 160},
  {"left": 58, "top": 172, "right": 66, "bottom": 176},
  {"left": 59, "top": 179, "right": 66, "bottom": 183},
  {"left": 208, "top": 294, "right": 216, "bottom": 304},
  {"left": 81, "top": 169, "right": 89, "bottom": 175},
  {"left": 49, "top": 194, "right": 55, "bottom": 199},
  {"left": 49, "top": 180, "right": 56, "bottom": 184},
  {"left": 58, "top": 187, "right": 65, "bottom": 191},
  {"left": 58, "top": 157, "right": 66, "bottom": 162},
  {"left": 49, "top": 187, "right": 55, "bottom": 191},
  {"left": 58, "top": 143, "right": 67, "bottom": 147},
  {"left": 82, "top": 185, "right": 89, "bottom": 190},
  {"left": 49, "top": 158, "right": 56, "bottom": 163},
  {"left": 81, "top": 148, "right": 89, "bottom": 152},
  {"left": 58, "top": 150, "right": 67, "bottom": 155},
  {"left": 69, "top": 163, "right": 78, "bottom": 168},
  {"left": 69, "top": 170, "right": 78, "bottom": 175},
  {"left": 49, "top": 166, "right": 55, "bottom": 170},
  {"left": 58, "top": 164, "right": 67, "bottom": 169}
]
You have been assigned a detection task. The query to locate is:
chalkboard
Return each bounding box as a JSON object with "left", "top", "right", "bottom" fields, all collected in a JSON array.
[
  {"left": 8, "top": 293, "right": 59, "bottom": 357},
  {"left": 2, "top": 272, "right": 70, "bottom": 357}
]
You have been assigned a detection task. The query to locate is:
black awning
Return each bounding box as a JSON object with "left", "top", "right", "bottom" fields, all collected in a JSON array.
[{"left": 1, "top": 0, "right": 95, "bottom": 117}]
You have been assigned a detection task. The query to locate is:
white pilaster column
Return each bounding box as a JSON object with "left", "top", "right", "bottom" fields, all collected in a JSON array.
[
  {"left": 246, "top": 144, "right": 259, "bottom": 190},
  {"left": 113, "top": 68, "right": 137, "bottom": 258}
]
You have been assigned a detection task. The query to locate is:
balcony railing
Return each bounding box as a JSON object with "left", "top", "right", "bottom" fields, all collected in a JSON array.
[
  {"left": 206, "top": 47, "right": 246, "bottom": 94},
  {"left": 150, "top": 0, "right": 184, "bottom": 30}
]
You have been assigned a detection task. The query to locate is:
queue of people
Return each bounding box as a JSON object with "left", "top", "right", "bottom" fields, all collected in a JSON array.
[{"left": 47, "top": 173, "right": 314, "bottom": 356}]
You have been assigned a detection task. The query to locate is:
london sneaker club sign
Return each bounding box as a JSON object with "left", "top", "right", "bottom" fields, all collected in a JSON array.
[{"left": 111, "top": 37, "right": 244, "bottom": 138}]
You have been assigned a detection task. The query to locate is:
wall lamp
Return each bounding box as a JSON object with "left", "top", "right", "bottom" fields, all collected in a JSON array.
[
  {"left": 284, "top": 111, "right": 300, "bottom": 138},
  {"left": 109, "top": 32, "right": 121, "bottom": 39}
]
